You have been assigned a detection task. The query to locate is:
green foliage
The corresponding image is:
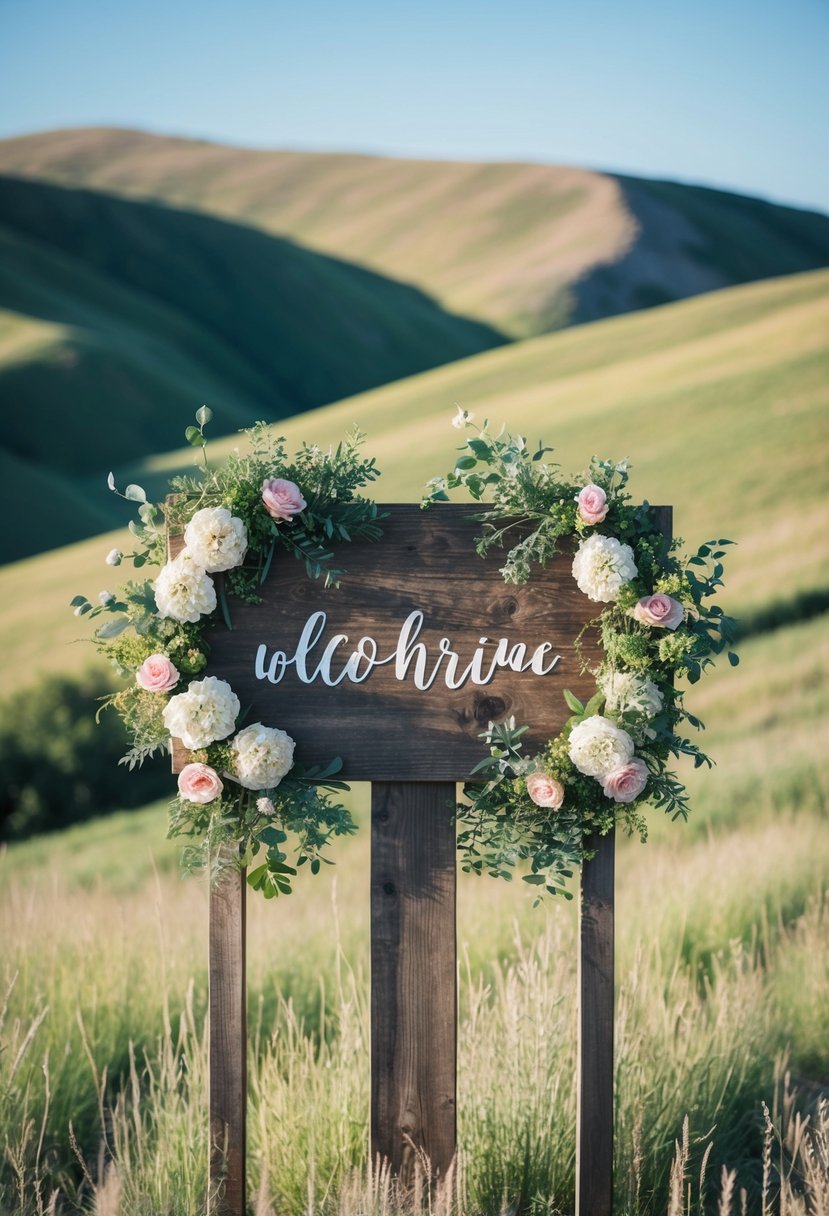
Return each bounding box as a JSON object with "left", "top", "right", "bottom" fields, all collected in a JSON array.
[
  {"left": 71, "top": 412, "right": 383, "bottom": 897},
  {"left": 0, "top": 671, "right": 169, "bottom": 840},
  {"left": 429, "top": 420, "right": 738, "bottom": 896}
]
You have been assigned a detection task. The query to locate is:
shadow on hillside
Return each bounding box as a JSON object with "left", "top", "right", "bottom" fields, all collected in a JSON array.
[
  {"left": 568, "top": 175, "right": 829, "bottom": 325},
  {"left": 0, "top": 174, "right": 507, "bottom": 562}
]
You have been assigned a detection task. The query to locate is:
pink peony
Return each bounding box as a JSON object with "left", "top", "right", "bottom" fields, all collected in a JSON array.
[
  {"left": 135, "top": 653, "right": 180, "bottom": 693},
  {"left": 632, "top": 594, "right": 685, "bottom": 630},
  {"left": 262, "top": 478, "right": 307, "bottom": 522},
  {"left": 575, "top": 483, "right": 609, "bottom": 525},
  {"left": 177, "top": 762, "right": 223, "bottom": 804},
  {"left": 526, "top": 772, "right": 565, "bottom": 809},
  {"left": 601, "top": 758, "right": 649, "bottom": 803}
]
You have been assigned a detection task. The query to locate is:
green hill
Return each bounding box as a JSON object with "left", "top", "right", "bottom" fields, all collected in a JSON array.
[
  {"left": 0, "top": 175, "right": 503, "bottom": 558},
  {"left": 2, "top": 126, "right": 828, "bottom": 338},
  {"left": 2, "top": 266, "right": 826, "bottom": 693}
]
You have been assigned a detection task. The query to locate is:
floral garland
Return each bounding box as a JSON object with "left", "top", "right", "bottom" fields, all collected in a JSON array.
[
  {"left": 423, "top": 411, "right": 738, "bottom": 901},
  {"left": 71, "top": 410, "right": 383, "bottom": 898}
]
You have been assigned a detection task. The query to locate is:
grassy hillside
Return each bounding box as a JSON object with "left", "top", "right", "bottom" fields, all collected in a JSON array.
[
  {"left": 1, "top": 266, "right": 826, "bottom": 692},
  {"left": 2, "top": 127, "right": 829, "bottom": 339},
  {"left": 0, "top": 175, "right": 502, "bottom": 558},
  {"left": 2, "top": 617, "right": 828, "bottom": 1213}
]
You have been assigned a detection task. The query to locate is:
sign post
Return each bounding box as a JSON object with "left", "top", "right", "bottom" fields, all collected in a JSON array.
[{"left": 168, "top": 501, "right": 670, "bottom": 1213}]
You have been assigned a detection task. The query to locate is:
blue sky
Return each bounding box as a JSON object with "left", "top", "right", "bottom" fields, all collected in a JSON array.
[{"left": 1, "top": 0, "right": 827, "bottom": 213}]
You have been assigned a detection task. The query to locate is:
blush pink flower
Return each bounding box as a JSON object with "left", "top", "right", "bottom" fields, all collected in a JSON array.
[
  {"left": 601, "top": 758, "right": 649, "bottom": 803},
  {"left": 526, "top": 772, "right": 565, "bottom": 809},
  {"left": 177, "top": 762, "right": 223, "bottom": 804},
  {"left": 575, "top": 483, "right": 609, "bottom": 525},
  {"left": 632, "top": 594, "right": 685, "bottom": 630},
  {"left": 262, "top": 478, "right": 307, "bottom": 522},
  {"left": 135, "top": 653, "right": 180, "bottom": 693}
]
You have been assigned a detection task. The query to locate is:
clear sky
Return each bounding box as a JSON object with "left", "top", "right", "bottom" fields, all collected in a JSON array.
[{"left": 1, "top": 0, "right": 827, "bottom": 213}]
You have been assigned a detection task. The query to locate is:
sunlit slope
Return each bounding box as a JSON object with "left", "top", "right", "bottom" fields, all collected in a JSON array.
[
  {"left": 138, "top": 267, "right": 829, "bottom": 614},
  {"left": 2, "top": 127, "right": 829, "bottom": 337},
  {"left": 2, "top": 267, "right": 826, "bottom": 691}
]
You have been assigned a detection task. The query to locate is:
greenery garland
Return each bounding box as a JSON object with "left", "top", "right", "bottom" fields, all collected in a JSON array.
[
  {"left": 422, "top": 411, "right": 738, "bottom": 901},
  {"left": 71, "top": 407, "right": 736, "bottom": 904},
  {"left": 71, "top": 409, "right": 383, "bottom": 898}
]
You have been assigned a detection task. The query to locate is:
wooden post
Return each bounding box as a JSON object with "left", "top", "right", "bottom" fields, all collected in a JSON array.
[
  {"left": 576, "top": 827, "right": 616, "bottom": 1216},
  {"left": 370, "top": 782, "right": 457, "bottom": 1187},
  {"left": 208, "top": 858, "right": 247, "bottom": 1216}
]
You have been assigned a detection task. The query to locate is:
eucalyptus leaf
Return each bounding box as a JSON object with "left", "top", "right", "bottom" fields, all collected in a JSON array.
[
  {"left": 195, "top": 405, "right": 213, "bottom": 427},
  {"left": 124, "top": 484, "right": 147, "bottom": 503}
]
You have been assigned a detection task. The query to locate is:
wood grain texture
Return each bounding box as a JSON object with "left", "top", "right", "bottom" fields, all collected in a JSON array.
[
  {"left": 576, "top": 828, "right": 615, "bottom": 1216},
  {"left": 371, "top": 782, "right": 457, "bottom": 1186},
  {"left": 208, "top": 857, "right": 247, "bottom": 1216},
  {"left": 170, "top": 504, "right": 605, "bottom": 779}
]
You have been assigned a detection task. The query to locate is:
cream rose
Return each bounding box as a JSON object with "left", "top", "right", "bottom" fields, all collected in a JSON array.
[
  {"left": 601, "top": 758, "right": 649, "bottom": 803},
  {"left": 154, "top": 550, "right": 216, "bottom": 623},
  {"left": 136, "top": 653, "right": 180, "bottom": 693},
  {"left": 162, "top": 676, "right": 239, "bottom": 750},
  {"left": 262, "top": 478, "right": 307, "bottom": 522},
  {"left": 183, "top": 506, "right": 248, "bottom": 573},
  {"left": 178, "top": 762, "right": 224, "bottom": 804},
  {"left": 232, "top": 723, "right": 295, "bottom": 790},
  {"left": 568, "top": 715, "right": 635, "bottom": 778},
  {"left": 572, "top": 534, "right": 637, "bottom": 603},
  {"left": 632, "top": 594, "right": 684, "bottom": 630},
  {"left": 575, "top": 484, "right": 609, "bottom": 525},
  {"left": 526, "top": 772, "right": 565, "bottom": 809}
]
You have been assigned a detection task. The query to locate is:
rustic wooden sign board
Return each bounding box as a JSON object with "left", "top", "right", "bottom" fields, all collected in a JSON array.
[
  {"left": 170, "top": 504, "right": 603, "bottom": 777},
  {"left": 168, "top": 501, "right": 671, "bottom": 1216}
]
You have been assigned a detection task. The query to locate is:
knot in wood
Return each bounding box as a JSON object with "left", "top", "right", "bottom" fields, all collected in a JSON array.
[{"left": 473, "top": 693, "right": 508, "bottom": 723}]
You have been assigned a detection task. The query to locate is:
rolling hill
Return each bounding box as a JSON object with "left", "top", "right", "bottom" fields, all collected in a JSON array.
[
  {"left": 2, "top": 129, "right": 829, "bottom": 563},
  {"left": 2, "top": 266, "right": 826, "bottom": 694},
  {"left": 2, "top": 127, "right": 829, "bottom": 339}
]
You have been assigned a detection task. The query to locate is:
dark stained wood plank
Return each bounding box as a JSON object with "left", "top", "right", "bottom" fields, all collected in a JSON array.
[
  {"left": 371, "top": 782, "right": 457, "bottom": 1187},
  {"left": 208, "top": 855, "right": 247, "bottom": 1216},
  {"left": 576, "top": 828, "right": 615, "bottom": 1216},
  {"left": 171, "top": 504, "right": 606, "bottom": 779}
]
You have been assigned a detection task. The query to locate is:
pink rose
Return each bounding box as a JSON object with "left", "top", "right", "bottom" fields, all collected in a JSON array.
[
  {"left": 632, "top": 594, "right": 684, "bottom": 630},
  {"left": 526, "top": 772, "right": 565, "bottom": 809},
  {"left": 262, "top": 478, "right": 307, "bottom": 522},
  {"left": 177, "top": 762, "right": 223, "bottom": 804},
  {"left": 601, "top": 758, "right": 649, "bottom": 803},
  {"left": 575, "top": 483, "right": 609, "bottom": 525},
  {"left": 136, "top": 653, "right": 180, "bottom": 693}
]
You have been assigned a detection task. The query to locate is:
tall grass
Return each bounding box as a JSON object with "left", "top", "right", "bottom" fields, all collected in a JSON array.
[{"left": 2, "top": 618, "right": 828, "bottom": 1214}]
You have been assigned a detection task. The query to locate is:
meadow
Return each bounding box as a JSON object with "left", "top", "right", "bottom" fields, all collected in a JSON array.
[{"left": 2, "top": 611, "right": 828, "bottom": 1215}]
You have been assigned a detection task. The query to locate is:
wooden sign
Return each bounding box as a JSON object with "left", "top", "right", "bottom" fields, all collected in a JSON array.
[{"left": 170, "top": 503, "right": 603, "bottom": 779}]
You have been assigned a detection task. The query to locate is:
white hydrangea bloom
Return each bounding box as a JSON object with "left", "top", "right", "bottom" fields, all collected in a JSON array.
[
  {"left": 162, "top": 676, "right": 239, "bottom": 750},
  {"left": 232, "top": 723, "right": 296, "bottom": 791},
  {"left": 572, "top": 533, "right": 637, "bottom": 602},
  {"left": 154, "top": 549, "right": 216, "bottom": 623},
  {"left": 568, "top": 715, "right": 635, "bottom": 778},
  {"left": 602, "top": 670, "right": 663, "bottom": 718},
  {"left": 183, "top": 506, "right": 248, "bottom": 573}
]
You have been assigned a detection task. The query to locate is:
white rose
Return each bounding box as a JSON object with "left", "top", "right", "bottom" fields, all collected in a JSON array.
[
  {"left": 154, "top": 549, "right": 216, "bottom": 623},
  {"left": 572, "top": 533, "right": 637, "bottom": 603},
  {"left": 232, "top": 723, "right": 295, "bottom": 791},
  {"left": 568, "top": 714, "right": 635, "bottom": 778},
  {"left": 162, "top": 676, "right": 240, "bottom": 750},
  {"left": 183, "top": 506, "right": 248, "bottom": 573}
]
